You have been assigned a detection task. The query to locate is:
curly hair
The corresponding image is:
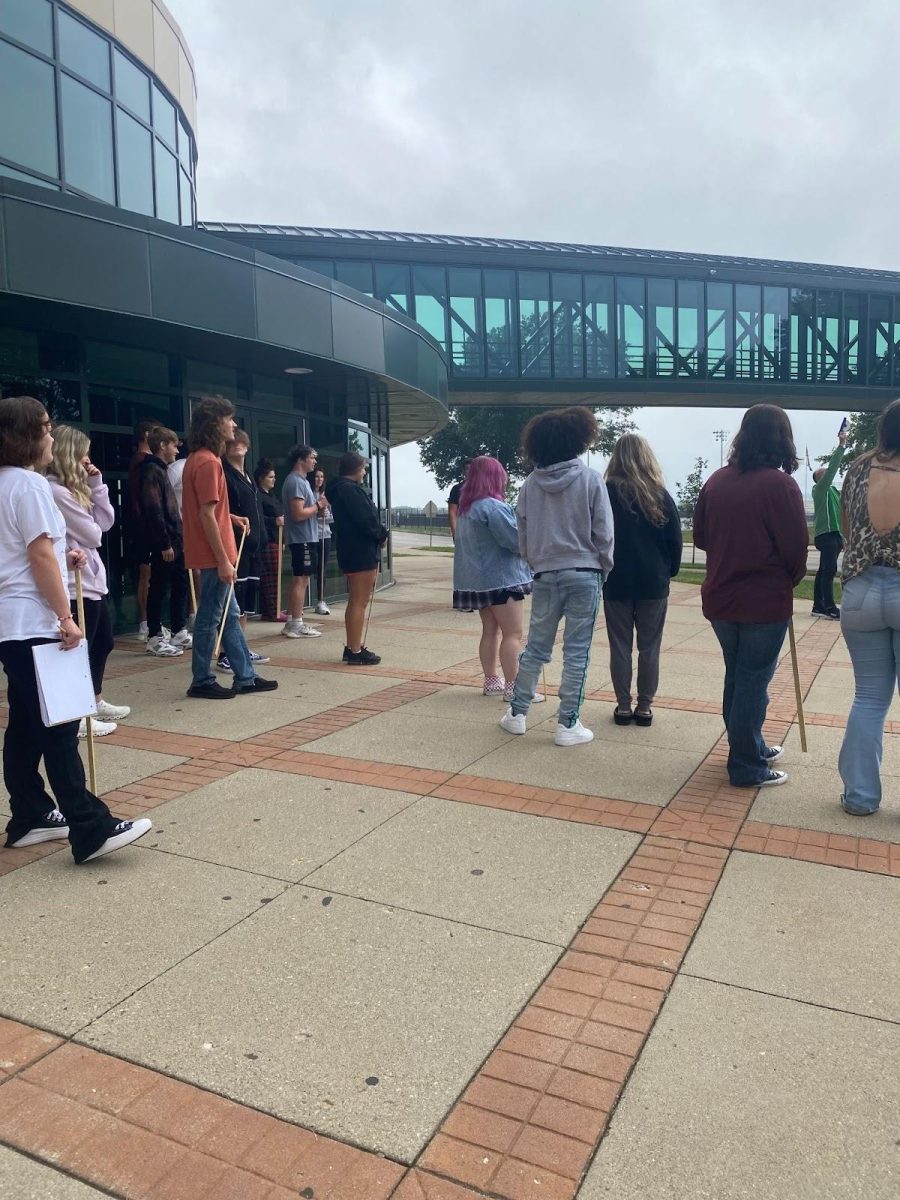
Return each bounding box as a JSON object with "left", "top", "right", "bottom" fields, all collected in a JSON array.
[
  {"left": 0, "top": 395, "right": 49, "bottom": 469},
  {"left": 47, "top": 425, "right": 92, "bottom": 508},
  {"left": 188, "top": 396, "right": 235, "bottom": 455},
  {"left": 729, "top": 404, "right": 799, "bottom": 474},
  {"left": 522, "top": 406, "right": 598, "bottom": 468}
]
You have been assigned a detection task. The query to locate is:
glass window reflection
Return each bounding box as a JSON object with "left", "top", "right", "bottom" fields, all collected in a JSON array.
[
  {"left": 734, "top": 284, "right": 761, "bottom": 380},
  {"left": 116, "top": 110, "right": 153, "bottom": 216},
  {"left": 842, "top": 293, "right": 864, "bottom": 383},
  {"left": 676, "top": 280, "right": 704, "bottom": 377},
  {"left": 58, "top": 10, "right": 110, "bottom": 91},
  {"left": 616, "top": 277, "right": 645, "bottom": 377},
  {"left": 448, "top": 267, "right": 484, "bottom": 375},
  {"left": 484, "top": 269, "right": 516, "bottom": 377},
  {"left": 154, "top": 142, "right": 178, "bottom": 223},
  {"left": 790, "top": 289, "right": 814, "bottom": 381},
  {"left": 114, "top": 49, "right": 150, "bottom": 121},
  {"left": 707, "top": 282, "right": 734, "bottom": 379},
  {"left": 551, "top": 273, "right": 583, "bottom": 378},
  {"left": 0, "top": 40, "right": 58, "bottom": 177},
  {"left": 519, "top": 271, "right": 550, "bottom": 377},
  {"left": 335, "top": 261, "right": 373, "bottom": 295},
  {"left": 60, "top": 74, "right": 114, "bottom": 201},
  {"left": 0, "top": 0, "right": 52, "bottom": 55},
  {"left": 647, "top": 278, "right": 675, "bottom": 377},
  {"left": 374, "top": 263, "right": 410, "bottom": 314},
  {"left": 151, "top": 82, "right": 176, "bottom": 146},
  {"left": 584, "top": 275, "right": 612, "bottom": 378},
  {"left": 815, "top": 290, "right": 841, "bottom": 382},
  {"left": 867, "top": 295, "right": 891, "bottom": 384},
  {"left": 179, "top": 168, "right": 192, "bottom": 225},
  {"left": 412, "top": 266, "right": 448, "bottom": 350},
  {"left": 762, "top": 287, "right": 789, "bottom": 381}
]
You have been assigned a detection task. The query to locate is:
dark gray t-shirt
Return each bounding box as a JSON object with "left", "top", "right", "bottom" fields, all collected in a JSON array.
[{"left": 282, "top": 472, "right": 317, "bottom": 544}]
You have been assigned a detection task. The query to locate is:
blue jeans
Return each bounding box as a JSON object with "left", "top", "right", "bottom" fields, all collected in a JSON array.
[
  {"left": 711, "top": 619, "right": 788, "bottom": 786},
  {"left": 839, "top": 566, "right": 900, "bottom": 813},
  {"left": 512, "top": 570, "right": 601, "bottom": 727},
  {"left": 191, "top": 568, "right": 256, "bottom": 689}
]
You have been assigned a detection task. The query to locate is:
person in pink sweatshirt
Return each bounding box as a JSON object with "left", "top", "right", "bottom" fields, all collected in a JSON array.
[{"left": 47, "top": 426, "right": 131, "bottom": 736}]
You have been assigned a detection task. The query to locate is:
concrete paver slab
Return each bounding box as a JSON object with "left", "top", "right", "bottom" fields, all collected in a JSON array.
[
  {"left": 572, "top": 702, "right": 723, "bottom": 754},
  {"left": 81, "top": 743, "right": 186, "bottom": 794},
  {"left": 77, "top": 890, "right": 558, "bottom": 1162},
  {"left": 683, "top": 852, "right": 900, "bottom": 1021},
  {"left": 580, "top": 976, "right": 900, "bottom": 1200},
  {"left": 0, "top": 848, "right": 278, "bottom": 1033},
  {"left": 750, "top": 724, "right": 900, "bottom": 838},
  {"left": 146, "top": 768, "right": 418, "bottom": 881},
  {"left": 306, "top": 795, "right": 639, "bottom": 942},
  {"left": 300, "top": 709, "right": 513, "bottom": 772},
  {"left": 0, "top": 1146, "right": 109, "bottom": 1198},
  {"left": 468, "top": 725, "right": 702, "bottom": 806}
]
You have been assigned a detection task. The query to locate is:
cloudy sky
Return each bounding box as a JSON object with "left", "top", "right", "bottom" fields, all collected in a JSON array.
[{"left": 174, "top": 0, "right": 898, "bottom": 505}]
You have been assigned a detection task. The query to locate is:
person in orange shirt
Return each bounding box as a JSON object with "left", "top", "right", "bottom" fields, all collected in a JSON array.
[{"left": 181, "top": 397, "right": 278, "bottom": 700}]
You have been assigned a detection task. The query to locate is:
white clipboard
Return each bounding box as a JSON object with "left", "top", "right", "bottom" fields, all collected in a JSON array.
[{"left": 32, "top": 640, "right": 97, "bottom": 727}]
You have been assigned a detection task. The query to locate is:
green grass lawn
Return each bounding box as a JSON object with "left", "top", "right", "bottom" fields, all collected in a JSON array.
[{"left": 674, "top": 568, "right": 839, "bottom": 604}]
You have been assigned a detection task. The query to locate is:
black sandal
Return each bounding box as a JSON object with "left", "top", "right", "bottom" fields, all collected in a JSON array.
[
  {"left": 613, "top": 707, "right": 634, "bottom": 725},
  {"left": 634, "top": 708, "right": 653, "bottom": 727}
]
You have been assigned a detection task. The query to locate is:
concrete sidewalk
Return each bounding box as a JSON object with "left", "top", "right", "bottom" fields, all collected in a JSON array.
[{"left": 0, "top": 550, "right": 897, "bottom": 1200}]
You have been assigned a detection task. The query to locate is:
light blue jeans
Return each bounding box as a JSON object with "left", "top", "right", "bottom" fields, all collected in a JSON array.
[
  {"left": 839, "top": 566, "right": 900, "bottom": 813},
  {"left": 511, "top": 570, "right": 602, "bottom": 727},
  {"left": 191, "top": 568, "right": 256, "bottom": 690}
]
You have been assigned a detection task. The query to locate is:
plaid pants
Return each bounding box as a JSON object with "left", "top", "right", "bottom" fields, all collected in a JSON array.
[{"left": 259, "top": 540, "right": 281, "bottom": 620}]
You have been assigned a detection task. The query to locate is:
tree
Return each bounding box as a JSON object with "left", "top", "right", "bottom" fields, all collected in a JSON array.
[
  {"left": 815, "top": 410, "right": 879, "bottom": 471},
  {"left": 675, "top": 456, "right": 708, "bottom": 521},
  {"left": 418, "top": 404, "right": 637, "bottom": 489}
]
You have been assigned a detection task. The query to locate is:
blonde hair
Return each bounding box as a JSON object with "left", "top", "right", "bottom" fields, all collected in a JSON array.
[
  {"left": 605, "top": 433, "right": 667, "bottom": 526},
  {"left": 48, "top": 425, "right": 91, "bottom": 509}
]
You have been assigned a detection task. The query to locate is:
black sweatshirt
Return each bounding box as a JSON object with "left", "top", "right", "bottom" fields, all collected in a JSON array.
[
  {"left": 137, "top": 455, "right": 182, "bottom": 554},
  {"left": 603, "top": 480, "right": 682, "bottom": 602},
  {"left": 324, "top": 476, "right": 387, "bottom": 562}
]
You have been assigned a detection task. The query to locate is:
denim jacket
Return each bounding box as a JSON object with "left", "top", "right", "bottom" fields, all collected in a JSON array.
[{"left": 452, "top": 498, "right": 533, "bottom": 592}]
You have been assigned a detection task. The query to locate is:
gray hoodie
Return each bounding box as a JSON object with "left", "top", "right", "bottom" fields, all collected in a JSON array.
[{"left": 516, "top": 459, "right": 614, "bottom": 577}]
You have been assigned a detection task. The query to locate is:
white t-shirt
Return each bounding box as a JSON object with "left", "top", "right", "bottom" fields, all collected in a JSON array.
[
  {"left": 0, "top": 467, "right": 67, "bottom": 642},
  {"left": 168, "top": 457, "right": 186, "bottom": 515}
]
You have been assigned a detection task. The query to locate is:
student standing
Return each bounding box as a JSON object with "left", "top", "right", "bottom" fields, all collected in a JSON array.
[
  {"left": 182, "top": 397, "right": 278, "bottom": 699},
  {"left": 452, "top": 456, "right": 538, "bottom": 700},
  {"left": 46, "top": 425, "right": 130, "bottom": 737},
  {"left": 281, "top": 445, "right": 326, "bottom": 639},
  {"left": 311, "top": 467, "right": 333, "bottom": 615},
  {"left": 811, "top": 426, "right": 849, "bottom": 618},
  {"left": 447, "top": 480, "right": 464, "bottom": 540},
  {"left": 125, "top": 419, "right": 154, "bottom": 640},
  {"left": 0, "top": 395, "right": 151, "bottom": 862},
  {"left": 693, "top": 405, "right": 808, "bottom": 788},
  {"left": 837, "top": 399, "right": 900, "bottom": 815},
  {"left": 325, "top": 451, "right": 388, "bottom": 665},
  {"left": 501, "top": 407, "right": 614, "bottom": 747},
  {"left": 603, "top": 434, "right": 682, "bottom": 726},
  {"left": 254, "top": 458, "right": 284, "bottom": 622},
  {"left": 219, "top": 430, "right": 269, "bottom": 672},
  {"left": 137, "top": 427, "right": 192, "bottom": 658}
]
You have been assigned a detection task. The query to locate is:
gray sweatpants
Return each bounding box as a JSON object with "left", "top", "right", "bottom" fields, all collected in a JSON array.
[{"left": 604, "top": 596, "right": 669, "bottom": 709}]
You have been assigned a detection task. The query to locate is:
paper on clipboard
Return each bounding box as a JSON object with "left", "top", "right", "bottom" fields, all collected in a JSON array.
[{"left": 32, "top": 640, "right": 97, "bottom": 727}]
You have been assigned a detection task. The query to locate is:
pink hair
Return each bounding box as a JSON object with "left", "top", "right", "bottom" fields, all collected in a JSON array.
[{"left": 457, "top": 456, "right": 508, "bottom": 515}]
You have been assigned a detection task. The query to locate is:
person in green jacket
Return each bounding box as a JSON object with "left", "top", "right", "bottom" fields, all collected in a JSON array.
[{"left": 811, "top": 426, "right": 848, "bottom": 618}]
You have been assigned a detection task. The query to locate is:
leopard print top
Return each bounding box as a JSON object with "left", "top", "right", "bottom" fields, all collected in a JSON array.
[{"left": 841, "top": 457, "right": 900, "bottom": 582}]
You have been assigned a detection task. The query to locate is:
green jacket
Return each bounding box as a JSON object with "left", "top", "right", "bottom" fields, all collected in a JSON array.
[{"left": 811, "top": 445, "right": 845, "bottom": 537}]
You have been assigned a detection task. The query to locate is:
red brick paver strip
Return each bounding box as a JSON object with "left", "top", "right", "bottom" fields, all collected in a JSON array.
[
  {"left": 735, "top": 821, "right": 900, "bottom": 875},
  {"left": 417, "top": 837, "right": 729, "bottom": 1199},
  {"left": 0, "top": 1030, "right": 405, "bottom": 1200}
]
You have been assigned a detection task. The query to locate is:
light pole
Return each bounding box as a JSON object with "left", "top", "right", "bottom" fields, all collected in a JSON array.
[{"left": 713, "top": 429, "right": 728, "bottom": 468}]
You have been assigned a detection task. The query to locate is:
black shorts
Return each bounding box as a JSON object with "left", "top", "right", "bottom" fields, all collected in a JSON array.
[
  {"left": 338, "top": 555, "right": 380, "bottom": 576},
  {"left": 289, "top": 542, "right": 316, "bottom": 577}
]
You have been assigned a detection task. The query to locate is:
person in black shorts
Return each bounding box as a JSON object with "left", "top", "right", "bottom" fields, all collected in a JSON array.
[
  {"left": 281, "top": 445, "right": 326, "bottom": 638},
  {"left": 325, "top": 452, "right": 387, "bottom": 665}
]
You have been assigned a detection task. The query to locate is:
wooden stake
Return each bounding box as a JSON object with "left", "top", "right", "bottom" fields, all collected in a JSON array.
[
  {"left": 788, "top": 618, "right": 807, "bottom": 753},
  {"left": 74, "top": 569, "right": 97, "bottom": 793},
  {"left": 275, "top": 525, "right": 284, "bottom": 619},
  {"left": 214, "top": 525, "right": 248, "bottom": 661}
]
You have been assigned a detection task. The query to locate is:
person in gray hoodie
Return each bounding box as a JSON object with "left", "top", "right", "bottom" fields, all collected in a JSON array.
[{"left": 500, "top": 407, "right": 614, "bottom": 746}]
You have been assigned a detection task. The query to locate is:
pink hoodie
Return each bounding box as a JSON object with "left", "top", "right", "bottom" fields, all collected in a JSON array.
[{"left": 47, "top": 473, "right": 115, "bottom": 600}]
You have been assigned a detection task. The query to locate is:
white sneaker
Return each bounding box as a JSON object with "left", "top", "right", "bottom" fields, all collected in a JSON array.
[
  {"left": 136, "top": 621, "right": 149, "bottom": 642},
  {"left": 499, "top": 708, "right": 526, "bottom": 736},
  {"left": 81, "top": 818, "right": 152, "bottom": 862},
  {"left": 170, "top": 628, "right": 193, "bottom": 648},
  {"left": 146, "top": 634, "right": 183, "bottom": 657},
  {"left": 282, "top": 619, "right": 322, "bottom": 639},
  {"left": 555, "top": 719, "right": 593, "bottom": 747},
  {"left": 503, "top": 682, "right": 545, "bottom": 704},
  {"left": 315, "top": 601, "right": 331, "bottom": 615},
  {"left": 95, "top": 700, "right": 131, "bottom": 721},
  {"left": 78, "top": 718, "right": 117, "bottom": 738}
]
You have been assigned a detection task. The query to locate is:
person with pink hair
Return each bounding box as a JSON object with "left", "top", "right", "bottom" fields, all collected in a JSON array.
[{"left": 452, "top": 456, "right": 541, "bottom": 702}]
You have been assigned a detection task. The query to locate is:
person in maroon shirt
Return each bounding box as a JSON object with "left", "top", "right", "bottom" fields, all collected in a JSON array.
[{"left": 694, "top": 405, "right": 808, "bottom": 788}]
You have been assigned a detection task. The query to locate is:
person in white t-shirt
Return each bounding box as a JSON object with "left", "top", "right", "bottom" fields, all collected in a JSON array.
[{"left": 0, "top": 395, "right": 152, "bottom": 864}]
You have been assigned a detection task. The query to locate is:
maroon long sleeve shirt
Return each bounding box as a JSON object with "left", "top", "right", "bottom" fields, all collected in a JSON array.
[{"left": 693, "top": 465, "right": 809, "bottom": 623}]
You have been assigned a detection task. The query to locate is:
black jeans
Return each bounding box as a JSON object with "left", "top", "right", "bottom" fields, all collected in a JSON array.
[
  {"left": 70, "top": 596, "right": 114, "bottom": 696},
  {"left": 814, "top": 531, "right": 843, "bottom": 612},
  {"left": 0, "top": 639, "right": 116, "bottom": 862},
  {"left": 147, "top": 548, "right": 189, "bottom": 638}
]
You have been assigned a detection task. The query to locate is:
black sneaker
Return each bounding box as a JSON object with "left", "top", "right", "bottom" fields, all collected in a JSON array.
[
  {"left": 346, "top": 647, "right": 381, "bottom": 665},
  {"left": 342, "top": 645, "right": 351, "bottom": 662},
  {"left": 187, "top": 681, "right": 236, "bottom": 700},
  {"left": 827, "top": 607, "right": 841, "bottom": 620},
  {"left": 811, "top": 606, "right": 840, "bottom": 619},
  {"left": 7, "top": 809, "right": 69, "bottom": 848},
  {"left": 78, "top": 818, "right": 153, "bottom": 863},
  {"left": 234, "top": 676, "right": 279, "bottom": 693}
]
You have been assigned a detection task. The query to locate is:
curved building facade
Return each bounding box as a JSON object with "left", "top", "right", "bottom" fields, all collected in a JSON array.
[{"left": 0, "top": 1, "right": 449, "bottom": 627}]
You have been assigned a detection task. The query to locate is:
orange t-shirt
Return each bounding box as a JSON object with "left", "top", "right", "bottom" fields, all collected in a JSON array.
[{"left": 182, "top": 448, "right": 237, "bottom": 569}]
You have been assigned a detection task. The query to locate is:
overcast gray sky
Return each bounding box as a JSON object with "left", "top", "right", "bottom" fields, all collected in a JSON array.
[{"left": 173, "top": 0, "right": 899, "bottom": 505}]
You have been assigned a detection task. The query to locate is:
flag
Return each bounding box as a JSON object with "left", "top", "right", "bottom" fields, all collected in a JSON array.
[
  {"left": 805, "top": 446, "right": 811, "bottom": 469},
  {"left": 839, "top": 417, "right": 849, "bottom": 436}
]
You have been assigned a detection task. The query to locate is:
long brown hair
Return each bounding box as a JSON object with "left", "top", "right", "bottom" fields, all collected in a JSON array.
[
  {"left": 729, "top": 404, "right": 799, "bottom": 473},
  {"left": 605, "top": 433, "right": 667, "bottom": 525},
  {"left": 0, "top": 395, "right": 47, "bottom": 468},
  {"left": 189, "top": 396, "right": 234, "bottom": 455}
]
